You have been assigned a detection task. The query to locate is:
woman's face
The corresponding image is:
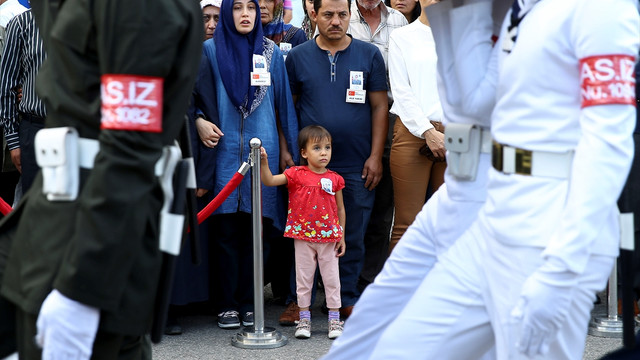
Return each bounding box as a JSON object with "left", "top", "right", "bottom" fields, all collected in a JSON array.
[
  {"left": 259, "top": 0, "right": 276, "bottom": 25},
  {"left": 304, "top": 0, "right": 314, "bottom": 16},
  {"left": 233, "top": 0, "right": 258, "bottom": 34},
  {"left": 203, "top": 5, "right": 220, "bottom": 40},
  {"left": 390, "top": 0, "right": 418, "bottom": 20}
]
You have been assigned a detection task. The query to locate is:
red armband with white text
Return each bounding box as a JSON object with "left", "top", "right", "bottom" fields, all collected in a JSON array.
[
  {"left": 101, "top": 74, "right": 163, "bottom": 132},
  {"left": 580, "top": 54, "right": 636, "bottom": 108}
]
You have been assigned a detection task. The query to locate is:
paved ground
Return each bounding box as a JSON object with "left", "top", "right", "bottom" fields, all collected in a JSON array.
[{"left": 152, "top": 286, "right": 638, "bottom": 360}]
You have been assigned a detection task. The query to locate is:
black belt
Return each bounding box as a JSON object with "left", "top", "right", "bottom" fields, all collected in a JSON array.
[{"left": 20, "top": 112, "right": 45, "bottom": 124}]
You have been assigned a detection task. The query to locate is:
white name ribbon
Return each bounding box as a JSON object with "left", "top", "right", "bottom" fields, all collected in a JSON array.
[
  {"left": 320, "top": 178, "right": 335, "bottom": 195},
  {"left": 350, "top": 71, "right": 364, "bottom": 90},
  {"left": 252, "top": 54, "right": 271, "bottom": 86},
  {"left": 280, "top": 42, "right": 292, "bottom": 60},
  {"left": 346, "top": 70, "right": 365, "bottom": 103},
  {"left": 346, "top": 89, "right": 366, "bottom": 104},
  {"left": 251, "top": 72, "right": 271, "bottom": 86}
]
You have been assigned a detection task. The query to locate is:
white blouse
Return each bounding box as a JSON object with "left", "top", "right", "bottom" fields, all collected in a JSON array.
[{"left": 388, "top": 20, "right": 443, "bottom": 139}]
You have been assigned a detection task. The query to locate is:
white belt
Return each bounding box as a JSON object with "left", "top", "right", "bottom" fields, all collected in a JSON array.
[
  {"left": 492, "top": 141, "right": 574, "bottom": 179},
  {"left": 480, "top": 127, "right": 492, "bottom": 154}
]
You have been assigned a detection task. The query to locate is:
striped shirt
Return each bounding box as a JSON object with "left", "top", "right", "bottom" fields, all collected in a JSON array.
[
  {"left": 0, "top": 10, "right": 46, "bottom": 150},
  {"left": 347, "top": 2, "right": 407, "bottom": 102},
  {"left": 347, "top": 2, "right": 408, "bottom": 69}
]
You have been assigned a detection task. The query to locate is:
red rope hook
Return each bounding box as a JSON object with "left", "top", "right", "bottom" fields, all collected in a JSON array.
[
  {"left": 196, "top": 161, "right": 251, "bottom": 225},
  {"left": 0, "top": 196, "right": 12, "bottom": 216}
]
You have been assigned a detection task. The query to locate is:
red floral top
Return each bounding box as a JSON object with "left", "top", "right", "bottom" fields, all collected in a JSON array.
[{"left": 283, "top": 166, "right": 345, "bottom": 242}]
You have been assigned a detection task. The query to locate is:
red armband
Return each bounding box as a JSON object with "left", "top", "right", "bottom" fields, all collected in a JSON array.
[
  {"left": 100, "top": 74, "right": 163, "bottom": 132},
  {"left": 580, "top": 54, "right": 636, "bottom": 108}
]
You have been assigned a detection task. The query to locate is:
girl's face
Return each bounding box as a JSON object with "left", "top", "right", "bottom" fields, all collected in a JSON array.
[
  {"left": 301, "top": 137, "right": 332, "bottom": 173},
  {"left": 233, "top": 0, "right": 257, "bottom": 35},
  {"left": 390, "top": 0, "right": 418, "bottom": 20}
]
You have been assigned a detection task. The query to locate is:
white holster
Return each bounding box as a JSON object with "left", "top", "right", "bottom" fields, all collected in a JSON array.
[
  {"left": 35, "top": 127, "right": 80, "bottom": 201},
  {"left": 35, "top": 127, "right": 100, "bottom": 201},
  {"left": 445, "top": 124, "right": 490, "bottom": 181},
  {"left": 156, "top": 145, "right": 184, "bottom": 256}
]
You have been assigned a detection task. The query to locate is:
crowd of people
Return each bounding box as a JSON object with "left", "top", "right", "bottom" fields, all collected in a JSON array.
[
  {"left": 0, "top": 0, "right": 638, "bottom": 358},
  {"left": 173, "top": 0, "right": 640, "bottom": 357},
  {"left": 167, "top": 0, "right": 447, "bottom": 341}
]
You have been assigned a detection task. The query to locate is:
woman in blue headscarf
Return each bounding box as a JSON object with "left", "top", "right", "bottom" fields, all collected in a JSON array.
[
  {"left": 193, "top": 0, "right": 298, "bottom": 329},
  {"left": 259, "top": 0, "right": 306, "bottom": 47}
]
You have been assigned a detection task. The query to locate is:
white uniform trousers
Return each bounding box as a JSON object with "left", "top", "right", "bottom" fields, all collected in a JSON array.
[
  {"left": 370, "top": 219, "right": 614, "bottom": 360},
  {"left": 323, "top": 178, "right": 488, "bottom": 360}
]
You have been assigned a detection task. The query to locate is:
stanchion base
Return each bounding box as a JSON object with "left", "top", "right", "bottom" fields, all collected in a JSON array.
[
  {"left": 588, "top": 315, "right": 623, "bottom": 338},
  {"left": 231, "top": 326, "right": 288, "bottom": 349}
]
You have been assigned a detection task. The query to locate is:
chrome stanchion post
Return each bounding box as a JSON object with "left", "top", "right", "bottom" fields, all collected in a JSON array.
[
  {"left": 588, "top": 264, "right": 623, "bottom": 338},
  {"left": 588, "top": 213, "right": 630, "bottom": 338},
  {"left": 232, "top": 138, "right": 288, "bottom": 349}
]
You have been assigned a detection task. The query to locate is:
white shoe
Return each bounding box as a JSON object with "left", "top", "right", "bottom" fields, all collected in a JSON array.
[
  {"left": 295, "top": 318, "right": 311, "bottom": 339},
  {"left": 328, "top": 319, "right": 344, "bottom": 339}
]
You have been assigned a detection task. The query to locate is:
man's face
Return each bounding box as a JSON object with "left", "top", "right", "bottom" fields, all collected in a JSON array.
[
  {"left": 203, "top": 5, "right": 220, "bottom": 39},
  {"left": 312, "top": 0, "right": 350, "bottom": 42},
  {"left": 357, "top": 0, "right": 382, "bottom": 10}
]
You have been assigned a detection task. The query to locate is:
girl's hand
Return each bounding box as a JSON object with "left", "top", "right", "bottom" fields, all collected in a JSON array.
[
  {"left": 335, "top": 238, "right": 346, "bottom": 257},
  {"left": 260, "top": 147, "right": 268, "bottom": 162}
]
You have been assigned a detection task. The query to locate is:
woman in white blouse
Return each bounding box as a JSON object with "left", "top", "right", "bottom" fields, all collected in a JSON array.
[{"left": 388, "top": 0, "right": 445, "bottom": 253}]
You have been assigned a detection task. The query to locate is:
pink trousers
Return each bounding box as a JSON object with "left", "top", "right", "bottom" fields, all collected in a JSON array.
[{"left": 294, "top": 239, "right": 341, "bottom": 309}]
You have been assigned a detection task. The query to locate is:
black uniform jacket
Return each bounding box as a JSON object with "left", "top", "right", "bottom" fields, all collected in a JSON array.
[{"left": 0, "top": 0, "right": 203, "bottom": 336}]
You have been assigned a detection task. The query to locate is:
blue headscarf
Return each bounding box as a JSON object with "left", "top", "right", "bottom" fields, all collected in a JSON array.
[
  {"left": 262, "top": 0, "right": 292, "bottom": 44},
  {"left": 215, "top": 0, "right": 265, "bottom": 111}
]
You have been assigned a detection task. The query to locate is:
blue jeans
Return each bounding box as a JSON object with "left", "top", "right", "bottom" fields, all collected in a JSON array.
[{"left": 339, "top": 171, "right": 375, "bottom": 307}]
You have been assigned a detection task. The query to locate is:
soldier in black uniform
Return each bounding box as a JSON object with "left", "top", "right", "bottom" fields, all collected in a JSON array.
[{"left": 0, "top": 0, "right": 203, "bottom": 358}]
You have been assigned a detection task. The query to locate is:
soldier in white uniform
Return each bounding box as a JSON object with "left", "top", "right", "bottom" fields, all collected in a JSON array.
[
  {"left": 321, "top": 0, "right": 510, "bottom": 358},
  {"left": 366, "top": 0, "right": 640, "bottom": 359}
]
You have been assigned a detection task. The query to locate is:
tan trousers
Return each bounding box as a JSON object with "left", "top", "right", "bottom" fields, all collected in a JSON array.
[{"left": 389, "top": 119, "right": 446, "bottom": 253}]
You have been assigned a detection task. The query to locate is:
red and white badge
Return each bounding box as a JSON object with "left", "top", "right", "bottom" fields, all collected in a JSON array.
[
  {"left": 580, "top": 54, "right": 636, "bottom": 108},
  {"left": 101, "top": 74, "right": 163, "bottom": 132}
]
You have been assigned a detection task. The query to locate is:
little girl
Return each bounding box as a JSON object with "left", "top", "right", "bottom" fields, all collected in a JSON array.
[{"left": 261, "top": 125, "right": 346, "bottom": 339}]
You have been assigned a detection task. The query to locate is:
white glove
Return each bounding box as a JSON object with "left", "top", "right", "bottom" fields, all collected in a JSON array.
[
  {"left": 510, "top": 258, "right": 578, "bottom": 358},
  {"left": 35, "top": 289, "right": 100, "bottom": 360}
]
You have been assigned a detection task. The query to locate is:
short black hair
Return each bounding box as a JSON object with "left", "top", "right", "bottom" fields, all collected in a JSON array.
[{"left": 314, "top": 0, "right": 351, "bottom": 16}]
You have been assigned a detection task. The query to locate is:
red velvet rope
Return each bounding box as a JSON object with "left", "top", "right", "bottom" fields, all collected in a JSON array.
[
  {"left": 0, "top": 170, "right": 246, "bottom": 222},
  {"left": 0, "top": 197, "right": 12, "bottom": 216},
  {"left": 196, "top": 171, "right": 245, "bottom": 225}
]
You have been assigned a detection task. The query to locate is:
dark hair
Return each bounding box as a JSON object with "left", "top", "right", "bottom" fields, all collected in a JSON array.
[
  {"left": 298, "top": 125, "right": 332, "bottom": 165},
  {"left": 384, "top": 0, "right": 420, "bottom": 22},
  {"left": 314, "top": 0, "right": 351, "bottom": 16}
]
